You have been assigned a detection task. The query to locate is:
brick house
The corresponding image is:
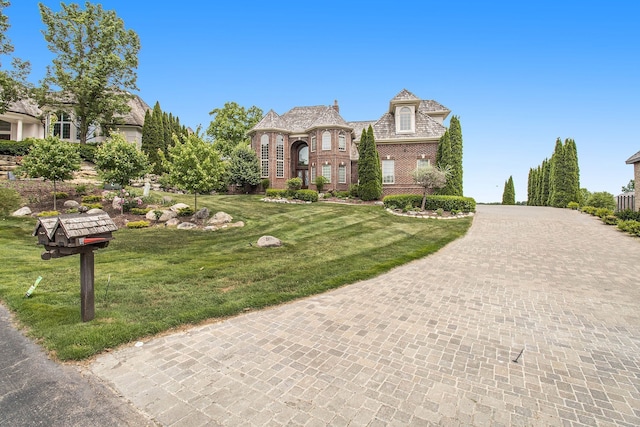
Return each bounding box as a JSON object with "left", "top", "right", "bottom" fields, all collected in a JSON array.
[
  {"left": 248, "top": 89, "right": 451, "bottom": 196},
  {"left": 625, "top": 150, "right": 640, "bottom": 211}
]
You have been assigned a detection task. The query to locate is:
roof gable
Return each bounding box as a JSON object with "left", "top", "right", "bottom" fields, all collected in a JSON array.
[
  {"left": 626, "top": 150, "right": 640, "bottom": 164},
  {"left": 391, "top": 89, "right": 420, "bottom": 102}
]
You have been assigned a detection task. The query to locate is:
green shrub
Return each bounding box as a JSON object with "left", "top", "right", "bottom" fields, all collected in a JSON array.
[
  {"left": 602, "top": 215, "right": 619, "bottom": 225},
  {"left": 595, "top": 207, "right": 613, "bottom": 218},
  {"left": 383, "top": 194, "right": 476, "bottom": 213},
  {"left": 37, "top": 210, "right": 59, "bottom": 217},
  {"left": 616, "top": 209, "right": 640, "bottom": 222},
  {"left": 130, "top": 207, "right": 151, "bottom": 215},
  {"left": 126, "top": 220, "right": 150, "bottom": 229},
  {"left": 74, "top": 184, "right": 88, "bottom": 196},
  {"left": 314, "top": 176, "right": 327, "bottom": 193},
  {"left": 76, "top": 143, "right": 98, "bottom": 162},
  {"left": 567, "top": 201, "right": 579, "bottom": 210},
  {"left": 0, "top": 187, "right": 22, "bottom": 216},
  {"left": 66, "top": 208, "right": 79, "bottom": 214},
  {"left": 260, "top": 178, "right": 270, "bottom": 191},
  {"left": 294, "top": 189, "right": 318, "bottom": 202},
  {"left": 617, "top": 220, "right": 640, "bottom": 236},
  {"left": 586, "top": 192, "right": 616, "bottom": 210},
  {"left": 581, "top": 206, "right": 597, "bottom": 215},
  {"left": 349, "top": 184, "right": 359, "bottom": 198},
  {"left": 0, "top": 140, "right": 34, "bottom": 156},
  {"left": 82, "top": 195, "right": 102, "bottom": 203},
  {"left": 52, "top": 191, "right": 69, "bottom": 199},
  {"left": 266, "top": 188, "right": 287, "bottom": 198},
  {"left": 177, "top": 207, "right": 194, "bottom": 217},
  {"left": 286, "top": 177, "right": 302, "bottom": 191},
  {"left": 335, "top": 191, "right": 350, "bottom": 198},
  {"left": 82, "top": 203, "right": 103, "bottom": 210}
]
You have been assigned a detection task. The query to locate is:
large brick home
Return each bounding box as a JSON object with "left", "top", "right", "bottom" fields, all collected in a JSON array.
[
  {"left": 0, "top": 95, "right": 150, "bottom": 148},
  {"left": 626, "top": 150, "right": 640, "bottom": 211},
  {"left": 249, "top": 89, "right": 451, "bottom": 196}
]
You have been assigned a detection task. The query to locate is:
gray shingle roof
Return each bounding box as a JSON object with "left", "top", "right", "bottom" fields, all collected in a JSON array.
[
  {"left": 419, "top": 99, "right": 450, "bottom": 113},
  {"left": 58, "top": 213, "right": 118, "bottom": 238},
  {"left": 251, "top": 105, "right": 349, "bottom": 134},
  {"left": 626, "top": 150, "right": 640, "bottom": 164},
  {"left": 372, "top": 110, "right": 446, "bottom": 140},
  {"left": 6, "top": 94, "right": 149, "bottom": 127},
  {"left": 391, "top": 89, "right": 420, "bottom": 102}
]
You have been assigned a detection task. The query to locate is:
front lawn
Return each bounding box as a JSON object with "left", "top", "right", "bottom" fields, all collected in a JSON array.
[{"left": 0, "top": 194, "right": 472, "bottom": 360}]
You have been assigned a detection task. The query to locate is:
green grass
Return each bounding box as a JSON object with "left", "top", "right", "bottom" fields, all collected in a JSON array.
[{"left": 0, "top": 194, "right": 471, "bottom": 360}]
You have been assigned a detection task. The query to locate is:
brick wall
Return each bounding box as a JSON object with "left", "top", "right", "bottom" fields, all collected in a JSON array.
[
  {"left": 377, "top": 141, "right": 438, "bottom": 196},
  {"left": 635, "top": 163, "right": 640, "bottom": 211}
]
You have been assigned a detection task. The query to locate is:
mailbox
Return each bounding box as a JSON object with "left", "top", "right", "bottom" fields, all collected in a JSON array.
[{"left": 33, "top": 213, "right": 118, "bottom": 322}]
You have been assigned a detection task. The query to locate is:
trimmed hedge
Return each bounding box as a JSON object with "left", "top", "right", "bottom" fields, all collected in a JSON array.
[
  {"left": 618, "top": 220, "right": 640, "bottom": 236},
  {"left": 383, "top": 194, "right": 476, "bottom": 212},
  {"left": 0, "top": 139, "right": 97, "bottom": 161},
  {"left": 266, "top": 188, "right": 286, "bottom": 198},
  {"left": 265, "top": 188, "right": 318, "bottom": 202},
  {"left": 294, "top": 189, "right": 318, "bottom": 202}
]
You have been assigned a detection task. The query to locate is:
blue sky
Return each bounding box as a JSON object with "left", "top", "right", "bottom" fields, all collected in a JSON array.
[{"left": 6, "top": 1, "right": 639, "bottom": 202}]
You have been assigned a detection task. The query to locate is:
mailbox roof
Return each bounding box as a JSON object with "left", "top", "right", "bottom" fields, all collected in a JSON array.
[{"left": 33, "top": 213, "right": 118, "bottom": 239}]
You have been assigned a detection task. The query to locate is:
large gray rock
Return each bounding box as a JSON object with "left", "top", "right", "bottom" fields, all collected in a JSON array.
[
  {"left": 159, "top": 210, "right": 177, "bottom": 222},
  {"left": 208, "top": 211, "right": 232, "bottom": 225},
  {"left": 63, "top": 200, "right": 80, "bottom": 208},
  {"left": 177, "top": 222, "right": 197, "bottom": 230},
  {"left": 257, "top": 235, "right": 282, "bottom": 248},
  {"left": 165, "top": 218, "right": 181, "bottom": 227},
  {"left": 112, "top": 196, "right": 123, "bottom": 210},
  {"left": 86, "top": 208, "right": 106, "bottom": 215},
  {"left": 12, "top": 206, "right": 31, "bottom": 217},
  {"left": 170, "top": 203, "right": 190, "bottom": 212},
  {"left": 192, "top": 207, "right": 210, "bottom": 221}
]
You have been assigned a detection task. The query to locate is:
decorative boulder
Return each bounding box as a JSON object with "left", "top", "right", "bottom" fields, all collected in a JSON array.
[
  {"left": 152, "top": 209, "right": 177, "bottom": 222},
  {"left": 63, "top": 200, "right": 80, "bottom": 208},
  {"left": 145, "top": 210, "right": 160, "bottom": 221},
  {"left": 177, "top": 222, "right": 197, "bottom": 230},
  {"left": 170, "top": 203, "right": 190, "bottom": 212},
  {"left": 192, "top": 207, "right": 210, "bottom": 221},
  {"left": 12, "top": 206, "right": 31, "bottom": 217},
  {"left": 257, "top": 235, "right": 282, "bottom": 248},
  {"left": 165, "top": 218, "right": 181, "bottom": 227},
  {"left": 203, "top": 225, "right": 218, "bottom": 231},
  {"left": 208, "top": 211, "right": 233, "bottom": 225},
  {"left": 229, "top": 221, "right": 245, "bottom": 228},
  {"left": 86, "top": 208, "right": 106, "bottom": 215}
]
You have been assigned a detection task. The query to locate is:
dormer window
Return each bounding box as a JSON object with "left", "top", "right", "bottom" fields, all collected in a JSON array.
[{"left": 395, "top": 105, "right": 415, "bottom": 134}]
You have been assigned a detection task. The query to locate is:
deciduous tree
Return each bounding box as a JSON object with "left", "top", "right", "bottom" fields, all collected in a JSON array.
[
  {"left": 163, "top": 133, "right": 225, "bottom": 210},
  {"left": 20, "top": 136, "right": 81, "bottom": 210},
  {"left": 37, "top": 2, "right": 140, "bottom": 143},
  {"left": 411, "top": 164, "right": 449, "bottom": 210},
  {"left": 0, "top": 0, "right": 31, "bottom": 113},
  {"left": 206, "top": 102, "right": 263, "bottom": 158},
  {"left": 94, "top": 132, "right": 149, "bottom": 187}
]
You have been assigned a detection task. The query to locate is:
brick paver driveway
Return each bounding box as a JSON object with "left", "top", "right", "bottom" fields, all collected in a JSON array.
[{"left": 90, "top": 206, "right": 640, "bottom": 426}]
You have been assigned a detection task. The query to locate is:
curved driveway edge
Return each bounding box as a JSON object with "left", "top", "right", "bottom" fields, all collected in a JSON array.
[{"left": 90, "top": 205, "right": 640, "bottom": 426}]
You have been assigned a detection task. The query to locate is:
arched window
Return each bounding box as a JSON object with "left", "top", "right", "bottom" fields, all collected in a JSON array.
[
  {"left": 260, "top": 134, "right": 269, "bottom": 177},
  {"left": 322, "top": 131, "right": 331, "bottom": 150},
  {"left": 399, "top": 107, "right": 411, "bottom": 132},
  {"left": 276, "top": 135, "right": 284, "bottom": 178},
  {"left": 298, "top": 145, "right": 308, "bottom": 166}
]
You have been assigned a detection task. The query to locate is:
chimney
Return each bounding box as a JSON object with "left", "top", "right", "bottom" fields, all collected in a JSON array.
[{"left": 333, "top": 99, "right": 339, "bottom": 113}]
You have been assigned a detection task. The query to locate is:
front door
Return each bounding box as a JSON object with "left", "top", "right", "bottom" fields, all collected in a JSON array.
[
  {"left": 296, "top": 144, "right": 309, "bottom": 189},
  {"left": 297, "top": 169, "right": 309, "bottom": 188}
]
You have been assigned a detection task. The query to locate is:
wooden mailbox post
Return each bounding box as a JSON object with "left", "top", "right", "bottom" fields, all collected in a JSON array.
[{"left": 33, "top": 213, "right": 117, "bottom": 322}]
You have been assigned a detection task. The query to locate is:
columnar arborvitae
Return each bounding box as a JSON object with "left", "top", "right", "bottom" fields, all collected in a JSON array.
[
  {"left": 435, "top": 129, "right": 451, "bottom": 195},
  {"left": 527, "top": 168, "right": 534, "bottom": 205},
  {"left": 541, "top": 158, "right": 551, "bottom": 206},
  {"left": 357, "top": 125, "right": 382, "bottom": 201},
  {"left": 447, "top": 116, "right": 463, "bottom": 196},
  {"left": 502, "top": 176, "right": 515, "bottom": 205},
  {"left": 141, "top": 101, "right": 189, "bottom": 175},
  {"left": 527, "top": 138, "right": 580, "bottom": 208},
  {"left": 564, "top": 138, "right": 580, "bottom": 204}
]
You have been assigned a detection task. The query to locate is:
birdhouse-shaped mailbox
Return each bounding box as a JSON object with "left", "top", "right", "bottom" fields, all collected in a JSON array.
[
  {"left": 33, "top": 213, "right": 117, "bottom": 259},
  {"left": 33, "top": 213, "right": 118, "bottom": 322}
]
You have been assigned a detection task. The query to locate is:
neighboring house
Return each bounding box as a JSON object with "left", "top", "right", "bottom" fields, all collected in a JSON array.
[
  {"left": 0, "top": 94, "right": 150, "bottom": 148},
  {"left": 625, "top": 150, "right": 640, "bottom": 211},
  {"left": 248, "top": 89, "right": 451, "bottom": 196}
]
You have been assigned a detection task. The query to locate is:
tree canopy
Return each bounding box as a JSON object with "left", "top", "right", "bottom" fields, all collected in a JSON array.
[
  {"left": 94, "top": 132, "right": 149, "bottom": 187},
  {"left": 411, "top": 164, "right": 449, "bottom": 210},
  {"left": 37, "top": 2, "right": 140, "bottom": 143},
  {"left": 206, "top": 102, "right": 263, "bottom": 158},
  {"left": 163, "top": 133, "right": 225, "bottom": 210},
  {"left": 20, "top": 136, "right": 81, "bottom": 210},
  {"left": 0, "top": 0, "right": 31, "bottom": 113}
]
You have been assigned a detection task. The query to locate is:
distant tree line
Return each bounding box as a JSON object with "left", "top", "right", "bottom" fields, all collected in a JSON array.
[{"left": 527, "top": 138, "right": 580, "bottom": 207}]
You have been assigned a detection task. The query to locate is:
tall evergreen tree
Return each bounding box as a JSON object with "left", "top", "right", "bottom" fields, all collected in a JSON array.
[
  {"left": 527, "top": 168, "right": 534, "bottom": 205},
  {"left": 541, "top": 158, "right": 551, "bottom": 206},
  {"left": 446, "top": 116, "right": 463, "bottom": 196},
  {"left": 435, "top": 129, "right": 451, "bottom": 195},
  {"left": 549, "top": 138, "right": 572, "bottom": 207},
  {"left": 357, "top": 125, "right": 382, "bottom": 201},
  {"left": 502, "top": 176, "right": 515, "bottom": 205},
  {"left": 564, "top": 138, "right": 580, "bottom": 204}
]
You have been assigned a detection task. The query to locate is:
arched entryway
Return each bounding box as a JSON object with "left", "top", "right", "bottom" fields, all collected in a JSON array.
[{"left": 292, "top": 141, "right": 309, "bottom": 188}]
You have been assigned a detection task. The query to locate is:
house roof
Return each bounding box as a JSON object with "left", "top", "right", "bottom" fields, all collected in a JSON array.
[
  {"left": 251, "top": 105, "right": 349, "bottom": 134},
  {"left": 391, "top": 89, "right": 420, "bottom": 102},
  {"left": 5, "top": 94, "right": 150, "bottom": 127},
  {"left": 626, "top": 150, "right": 640, "bottom": 164},
  {"left": 373, "top": 110, "right": 447, "bottom": 141}
]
